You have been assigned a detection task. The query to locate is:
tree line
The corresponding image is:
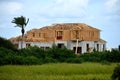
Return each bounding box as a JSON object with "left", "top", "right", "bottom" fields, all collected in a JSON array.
[{"left": 0, "top": 37, "right": 120, "bottom": 65}]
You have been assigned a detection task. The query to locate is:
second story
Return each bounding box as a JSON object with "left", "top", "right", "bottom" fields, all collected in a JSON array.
[
  {"left": 10, "top": 23, "right": 105, "bottom": 43},
  {"left": 25, "top": 23, "right": 100, "bottom": 42}
]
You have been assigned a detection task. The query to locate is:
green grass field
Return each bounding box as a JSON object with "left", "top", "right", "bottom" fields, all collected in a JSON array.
[{"left": 0, "top": 62, "right": 118, "bottom": 80}]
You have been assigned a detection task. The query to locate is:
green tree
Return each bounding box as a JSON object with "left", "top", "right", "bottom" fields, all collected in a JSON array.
[
  {"left": 12, "top": 16, "right": 29, "bottom": 48},
  {"left": 0, "top": 37, "right": 16, "bottom": 50}
]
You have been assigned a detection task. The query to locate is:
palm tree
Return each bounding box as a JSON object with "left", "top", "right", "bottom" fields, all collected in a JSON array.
[{"left": 12, "top": 16, "right": 29, "bottom": 48}]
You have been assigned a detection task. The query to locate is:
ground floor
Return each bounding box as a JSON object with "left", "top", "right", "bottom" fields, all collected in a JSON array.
[{"left": 14, "top": 40, "right": 106, "bottom": 54}]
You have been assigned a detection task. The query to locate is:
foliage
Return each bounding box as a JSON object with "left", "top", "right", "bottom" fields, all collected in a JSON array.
[
  {"left": 79, "top": 50, "right": 120, "bottom": 63},
  {"left": 0, "top": 47, "right": 16, "bottom": 65},
  {"left": 111, "top": 64, "right": 120, "bottom": 80},
  {"left": 0, "top": 37, "right": 120, "bottom": 65},
  {"left": 100, "top": 60, "right": 111, "bottom": 65},
  {"left": 12, "top": 16, "right": 29, "bottom": 27},
  {"left": 66, "top": 58, "right": 83, "bottom": 63},
  {"left": 79, "top": 52, "right": 102, "bottom": 62},
  {"left": 0, "top": 37, "right": 16, "bottom": 51},
  {"left": 0, "top": 46, "right": 76, "bottom": 65},
  {"left": 46, "top": 46, "right": 75, "bottom": 62},
  {"left": 43, "top": 57, "right": 57, "bottom": 63},
  {"left": 23, "top": 56, "right": 41, "bottom": 65}
]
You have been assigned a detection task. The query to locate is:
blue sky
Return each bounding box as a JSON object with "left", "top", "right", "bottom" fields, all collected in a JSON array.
[{"left": 0, "top": 0, "right": 120, "bottom": 48}]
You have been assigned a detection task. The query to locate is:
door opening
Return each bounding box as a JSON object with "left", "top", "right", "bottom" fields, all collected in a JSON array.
[
  {"left": 58, "top": 43, "right": 64, "bottom": 48},
  {"left": 73, "top": 47, "right": 82, "bottom": 54}
]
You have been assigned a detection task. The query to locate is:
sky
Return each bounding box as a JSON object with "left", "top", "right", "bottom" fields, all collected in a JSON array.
[{"left": 0, "top": 0, "right": 120, "bottom": 48}]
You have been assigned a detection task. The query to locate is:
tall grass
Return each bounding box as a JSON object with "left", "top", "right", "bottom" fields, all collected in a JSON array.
[{"left": 0, "top": 62, "right": 117, "bottom": 80}]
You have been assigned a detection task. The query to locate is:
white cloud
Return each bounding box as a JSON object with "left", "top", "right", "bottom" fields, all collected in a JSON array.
[
  {"left": 105, "top": 0, "right": 117, "bottom": 8},
  {"left": 105, "top": 0, "right": 120, "bottom": 13},
  {"left": 39, "top": 0, "right": 89, "bottom": 18},
  {"left": 55, "top": 0, "right": 89, "bottom": 8},
  {"left": 0, "top": 2, "right": 23, "bottom": 15}
]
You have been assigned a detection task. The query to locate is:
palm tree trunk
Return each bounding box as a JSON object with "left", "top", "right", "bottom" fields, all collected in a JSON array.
[
  {"left": 21, "top": 27, "right": 25, "bottom": 48},
  {"left": 21, "top": 33, "right": 23, "bottom": 49}
]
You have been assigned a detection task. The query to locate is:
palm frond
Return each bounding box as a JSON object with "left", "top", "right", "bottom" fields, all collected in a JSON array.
[{"left": 12, "top": 16, "right": 29, "bottom": 28}]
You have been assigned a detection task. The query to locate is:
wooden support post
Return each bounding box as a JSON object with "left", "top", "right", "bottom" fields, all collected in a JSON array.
[{"left": 75, "top": 39, "right": 78, "bottom": 54}]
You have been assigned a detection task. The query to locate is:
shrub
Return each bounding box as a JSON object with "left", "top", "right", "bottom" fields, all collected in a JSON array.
[
  {"left": 111, "top": 64, "right": 120, "bottom": 80},
  {"left": 24, "top": 56, "right": 41, "bottom": 65},
  {"left": 100, "top": 60, "right": 111, "bottom": 65},
  {"left": 0, "top": 47, "right": 16, "bottom": 65},
  {"left": 1, "top": 38, "right": 120, "bottom": 65},
  {"left": 79, "top": 52, "right": 102, "bottom": 62},
  {"left": 66, "top": 58, "right": 83, "bottom": 63},
  {"left": 13, "top": 56, "right": 25, "bottom": 65},
  {"left": 47, "top": 47, "right": 75, "bottom": 62},
  {"left": 0, "top": 37, "right": 16, "bottom": 51},
  {"left": 101, "top": 50, "right": 120, "bottom": 62},
  {"left": 4, "top": 54, "right": 15, "bottom": 65},
  {"left": 43, "top": 57, "right": 57, "bottom": 63},
  {"left": 72, "top": 58, "right": 84, "bottom": 63}
]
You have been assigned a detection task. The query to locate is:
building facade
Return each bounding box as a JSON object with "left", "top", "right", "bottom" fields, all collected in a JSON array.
[{"left": 10, "top": 23, "right": 106, "bottom": 54}]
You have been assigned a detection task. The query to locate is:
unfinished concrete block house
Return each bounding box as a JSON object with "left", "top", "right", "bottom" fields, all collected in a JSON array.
[{"left": 10, "top": 23, "right": 106, "bottom": 54}]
